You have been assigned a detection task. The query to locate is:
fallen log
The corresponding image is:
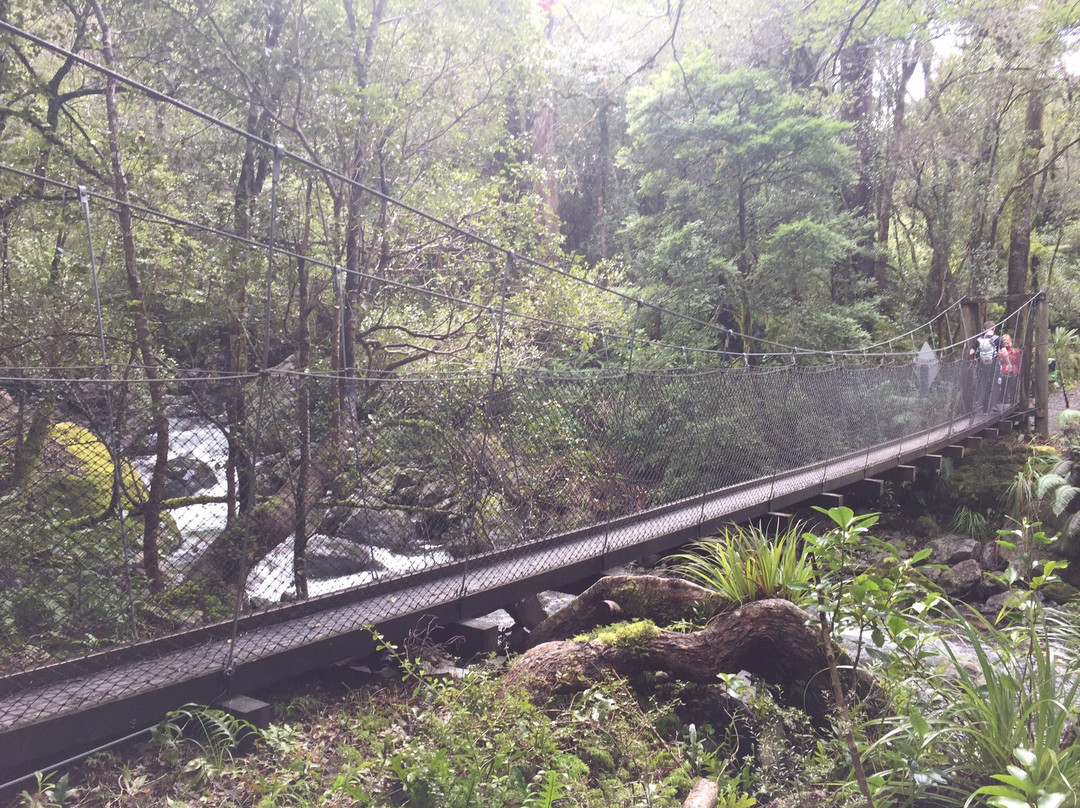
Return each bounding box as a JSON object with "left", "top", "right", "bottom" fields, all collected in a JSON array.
[
  {"left": 525, "top": 574, "right": 730, "bottom": 648},
  {"left": 506, "top": 597, "right": 878, "bottom": 723}
]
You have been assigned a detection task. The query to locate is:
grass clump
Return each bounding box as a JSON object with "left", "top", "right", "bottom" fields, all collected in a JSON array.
[{"left": 671, "top": 522, "right": 813, "bottom": 604}]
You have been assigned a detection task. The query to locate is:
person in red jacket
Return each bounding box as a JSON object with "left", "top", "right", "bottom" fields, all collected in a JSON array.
[{"left": 998, "top": 333, "right": 1021, "bottom": 407}]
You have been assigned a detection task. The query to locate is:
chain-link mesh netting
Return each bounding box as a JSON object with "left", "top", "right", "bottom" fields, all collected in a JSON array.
[{"left": 0, "top": 352, "right": 1021, "bottom": 704}]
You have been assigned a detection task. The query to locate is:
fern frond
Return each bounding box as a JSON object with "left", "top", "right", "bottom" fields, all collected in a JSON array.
[
  {"left": 1053, "top": 485, "right": 1080, "bottom": 518},
  {"left": 1037, "top": 474, "right": 1068, "bottom": 499}
]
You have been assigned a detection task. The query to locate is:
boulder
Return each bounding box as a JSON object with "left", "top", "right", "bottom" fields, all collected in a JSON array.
[
  {"left": 939, "top": 558, "right": 983, "bottom": 599},
  {"left": 981, "top": 591, "right": 1014, "bottom": 616},
  {"left": 979, "top": 540, "right": 1007, "bottom": 572},
  {"left": 912, "top": 515, "right": 940, "bottom": 538},
  {"left": 163, "top": 453, "right": 218, "bottom": 498},
  {"left": 1041, "top": 580, "right": 1080, "bottom": 605},
  {"left": 304, "top": 536, "right": 377, "bottom": 579},
  {"left": 930, "top": 535, "right": 980, "bottom": 565},
  {"left": 337, "top": 507, "right": 416, "bottom": 553},
  {"left": 976, "top": 570, "right": 1009, "bottom": 601}
]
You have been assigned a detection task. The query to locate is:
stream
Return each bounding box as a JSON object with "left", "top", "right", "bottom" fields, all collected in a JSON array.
[{"left": 144, "top": 415, "right": 452, "bottom": 604}]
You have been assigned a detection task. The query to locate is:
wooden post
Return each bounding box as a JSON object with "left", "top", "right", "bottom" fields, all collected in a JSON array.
[
  {"left": 958, "top": 297, "right": 980, "bottom": 357},
  {"left": 1034, "top": 291, "right": 1050, "bottom": 438}
]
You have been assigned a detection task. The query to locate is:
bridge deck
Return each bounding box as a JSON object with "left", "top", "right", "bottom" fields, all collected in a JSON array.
[{"left": 0, "top": 410, "right": 1008, "bottom": 780}]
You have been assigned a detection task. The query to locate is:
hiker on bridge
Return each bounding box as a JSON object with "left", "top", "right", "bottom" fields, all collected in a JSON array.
[
  {"left": 969, "top": 320, "right": 1002, "bottom": 413},
  {"left": 999, "top": 333, "right": 1021, "bottom": 407}
]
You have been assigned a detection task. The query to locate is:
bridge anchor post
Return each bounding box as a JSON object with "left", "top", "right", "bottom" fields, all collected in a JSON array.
[{"left": 216, "top": 695, "right": 271, "bottom": 754}]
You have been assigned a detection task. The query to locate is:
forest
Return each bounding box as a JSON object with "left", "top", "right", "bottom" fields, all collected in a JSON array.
[
  {"left": 3, "top": 0, "right": 1080, "bottom": 805},
  {"left": 2, "top": 0, "right": 1078, "bottom": 368}
]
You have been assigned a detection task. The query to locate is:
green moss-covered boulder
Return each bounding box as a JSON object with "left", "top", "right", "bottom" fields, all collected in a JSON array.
[{"left": 39, "top": 422, "right": 147, "bottom": 521}]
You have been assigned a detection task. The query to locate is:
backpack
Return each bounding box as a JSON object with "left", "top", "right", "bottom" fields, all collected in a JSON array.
[{"left": 976, "top": 335, "right": 997, "bottom": 365}]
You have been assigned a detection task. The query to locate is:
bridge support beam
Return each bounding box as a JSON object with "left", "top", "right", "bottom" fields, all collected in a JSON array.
[
  {"left": 506, "top": 594, "right": 549, "bottom": 631},
  {"left": 980, "top": 428, "right": 999, "bottom": 440},
  {"left": 765, "top": 511, "right": 794, "bottom": 527},
  {"left": 881, "top": 465, "right": 917, "bottom": 483},
  {"left": 941, "top": 445, "right": 965, "bottom": 462},
  {"left": 913, "top": 454, "right": 943, "bottom": 472},
  {"left": 1035, "top": 291, "right": 1050, "bottom": 438},
  {"left": 964, "top": 436, "right": 983, "bottom": 450},
  {"left": 806, "top": 492, "right": 844, "bottom": 510},
  {"left": 838, "top": 478, "right": 884, "bottom": 506},
  {"left": 216, "top": 695, "right": 270, "bottom": 754},
  {"left": 434, "top": 618, "right": 500, "bottom": 657}
]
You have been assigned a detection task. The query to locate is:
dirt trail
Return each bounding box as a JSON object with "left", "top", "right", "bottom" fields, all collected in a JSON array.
[{"left": 1048, "top": 387, "right": 1076, "bottom": 435}]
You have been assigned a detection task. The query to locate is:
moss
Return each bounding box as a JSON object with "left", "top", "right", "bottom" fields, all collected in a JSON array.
[
  {"left": 154, "top": 579, "right": 231, "bottom": 620},
  {"left": 931, "top": 440, "right": 1029, "bottom": 520},
  {"left": 41, "top": 422, "right": 149, "bottom": 521},
  {"left": 578, "top": 619, "right": 660, "bottom": 652},
  {"left": 577, "top": 744, "right": 616, "bottom": 773},
  {"left": 1041, "top": 580, "right": 1080, "bottom": 605}
]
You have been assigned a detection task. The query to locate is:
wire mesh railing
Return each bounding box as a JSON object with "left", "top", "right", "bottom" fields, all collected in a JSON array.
[{"left": 0, "top": 349, "right": 1024, "bottom": 682}]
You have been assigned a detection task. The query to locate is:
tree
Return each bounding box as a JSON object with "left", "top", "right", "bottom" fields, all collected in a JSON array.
[{"left": 620, "top": 53, "right": 857, "bottom": 351}]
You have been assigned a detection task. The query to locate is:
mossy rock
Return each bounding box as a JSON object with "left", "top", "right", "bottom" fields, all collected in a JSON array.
[
  {"left": 35, "top": 423, "right": 181, "bottom": 553},
  {"left": 1041, "top": 580, "right": 1080, "bottom": 605},
  {"left": 39, "top": 422, "right": 148, "bottom": 521},
  {"left": 912, "top": 514, "right": 940, "bottom": 538}
]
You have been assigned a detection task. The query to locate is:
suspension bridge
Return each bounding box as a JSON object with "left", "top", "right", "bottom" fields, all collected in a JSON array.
[
  {"left": 0, "top": 316, "right": 1048, "bottom": 784},
  {"left": 0, "top": 17, "right": 1055, "bottom": 786}
]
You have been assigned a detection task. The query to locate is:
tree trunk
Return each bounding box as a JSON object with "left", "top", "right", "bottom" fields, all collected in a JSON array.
[
  {"left": 874, "top": 54, "right": 918, "bottom": 292},
  {"left": 293, "top": 185, "right": 314, "bottom": 600},
  {"left": 89, "top": 0, "right": 168, "bottom": 593},
  {"left": 341, "top": 0, "right": 388, "bottom": 401},
  {"left": 1005, "top": 91, "right": 1044, "bottom": 320},
  {"left": 839, "top": 39, "right": 876, "bottom": 291}
]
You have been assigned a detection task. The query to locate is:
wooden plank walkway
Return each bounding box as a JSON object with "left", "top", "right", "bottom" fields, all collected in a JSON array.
[{"left": 0, "top": 409, "right": 1008, "bottom": 781}]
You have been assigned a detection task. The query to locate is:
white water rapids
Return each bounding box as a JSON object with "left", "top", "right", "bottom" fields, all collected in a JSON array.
[{"left": 149, "top": 416, "right": 451, "bottom": 603}]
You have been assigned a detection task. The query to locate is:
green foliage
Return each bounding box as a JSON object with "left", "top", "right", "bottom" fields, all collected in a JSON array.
[
  {"left": 18, "top": 771, "right": 78, "bottom": 807},
  {"left": 522, "top": 769, "right": 565, "bottom": 808},
  {"left": 672, "top": 522, "right": 814, "bottom": 604},
  {"left": 950, "top": 505, "right": 992, "bottom": 541},
  {"left": 1002, "top": 446, "right": 1060, "bottom": 521},
  {"left": 151, "top": 704, "right": 254, "bottom": 781},
  {"left": 1031, "top": 416, "right": 1080, "bottom": 550},
  {"left": 1049, "top": 328, "right": 1080, "bottom": 400},
  {"left": 938, "top": 609, "right": 1080, "bottom": 803},
  {"left": 621, "top": 51, "right": 857, "bottom": 344},
  {"left": 931, "top": 441, "right": 1029, "bottom": 527},
  {"left": 973, "top": 747, "right": 1074, "bottom": 808}
]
